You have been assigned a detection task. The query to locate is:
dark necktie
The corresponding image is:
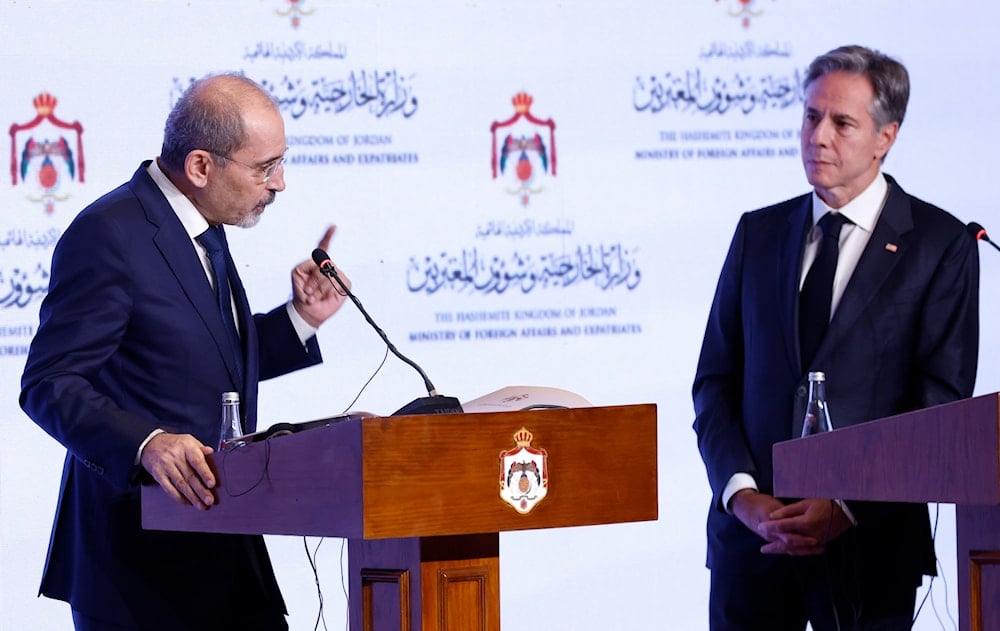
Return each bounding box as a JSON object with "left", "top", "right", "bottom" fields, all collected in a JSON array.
[
  {"left": 196, "top": 225, "right": 244, "bottom": 383},
  {"left": 799, "top": 212, "right": 848, "bottom": 369}
]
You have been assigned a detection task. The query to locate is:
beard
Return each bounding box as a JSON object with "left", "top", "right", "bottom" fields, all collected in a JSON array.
[{"left": 236, "top": 190, "right": 276, "bottom": 228}]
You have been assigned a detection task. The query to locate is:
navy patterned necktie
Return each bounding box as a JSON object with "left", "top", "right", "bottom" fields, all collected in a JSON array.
[
  {"left": 196, "top": 225, "right": 244, "bottom": 382},
  {"left": 799, "top": 212, "right": 848, "bottom": 370}
]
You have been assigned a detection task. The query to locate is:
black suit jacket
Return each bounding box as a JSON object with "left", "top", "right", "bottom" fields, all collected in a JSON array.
[
  {"left": 693, "top": 174, "right": 979, "bottom": 583},
  {"left": 20, "top": 163, "right": 323, "bottom": 629}
]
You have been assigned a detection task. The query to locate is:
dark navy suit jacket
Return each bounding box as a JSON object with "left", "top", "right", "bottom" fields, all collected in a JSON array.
[
  {"left": 20, "top": 163, "right": 323, "bottom": 628},
  {"left": 693, "top": 174, "right": 979, "bottom": 584}
]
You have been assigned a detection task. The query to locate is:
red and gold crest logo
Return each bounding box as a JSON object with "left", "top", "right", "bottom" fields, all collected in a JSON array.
[
  {"left": 9, "top": 92, "right": 85, "bottom": 214},
  {"left": 499, "top": 427, "right": 548, "bottom": 514},
  {"left": 716, "top": 0, "right": 777, "bottom": 28},
  {"left": 275, "top": 0, "right": 314, "bottom": 29},
  {"left": 490, "top": 92, "right": 557, "bottom": 207}
]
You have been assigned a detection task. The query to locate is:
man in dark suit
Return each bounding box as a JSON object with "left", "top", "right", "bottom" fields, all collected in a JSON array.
[
  {"left": 693, "top": 45, "right": 979, "bottom": 629},
  {"left": 20, "top": 73, "right": 350, "bottom": 630}
]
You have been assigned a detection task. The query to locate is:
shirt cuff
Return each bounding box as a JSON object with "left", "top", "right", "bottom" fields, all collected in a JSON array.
[
  {"left": 834, "top": 499, "right": 858, "bottom": 526},
  {"left": 722, "top": 472, "right": 758, "bottom": 513},
  {"left": 286, "top": 302, "right": 318, "bottom": 346},
  {"left": 135, "top": 428, "right": 165, "bottom": 465}
]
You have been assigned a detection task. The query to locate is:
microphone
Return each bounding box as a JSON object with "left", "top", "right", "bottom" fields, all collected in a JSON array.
[
  {"left": 311, "top": 248, "right": 463, "bottom": 416},
  {"left": 968, "top": 221, "right": 1000, "bottom": 253}
]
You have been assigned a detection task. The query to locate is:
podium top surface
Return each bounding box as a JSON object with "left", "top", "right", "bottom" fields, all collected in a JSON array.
[
  {"left": 142, "top": 403, "right": 658, "bottom": 539},
  {"left": 773, "top": 392, "right": 1000, "bottom": 505}
]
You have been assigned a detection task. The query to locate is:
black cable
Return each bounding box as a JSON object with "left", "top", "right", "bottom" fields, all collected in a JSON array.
[
  {"left": 341, "top": 345, "right": 389, "bottom": 415},
  {"left": 304, "top": 536, "right": 329, "bottom": 631},
  {"left": 220, "top": 439, "right": 271, "bottom": 497},
  {"left": 821, "top": 499, "right": 843, "bottom": 631},
  {"left": 316, "top": 255, "right": 440, "bottom": 396},
  {"left": 340, "top": 539, "right": 350, "bottom": 631},
  {"left": 913, "top": 503, "right": 954, "bottom": 630}
]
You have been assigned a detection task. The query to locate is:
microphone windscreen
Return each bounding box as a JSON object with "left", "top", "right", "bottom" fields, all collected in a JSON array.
[{"left": 312, "top": 248, "right": 331, "bottom": 267}]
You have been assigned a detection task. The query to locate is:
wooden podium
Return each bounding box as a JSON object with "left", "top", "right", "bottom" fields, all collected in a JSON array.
[
  {"left": 772, "top": 392, "right": 1000, "bottom": 631},
  {"left": 142, "top": 404, "right": 658, "bottom": 631}
]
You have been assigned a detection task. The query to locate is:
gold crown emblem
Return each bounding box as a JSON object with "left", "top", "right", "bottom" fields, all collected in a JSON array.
[
  {"left": 33, "top": 93, "right": 57, "bottom": 116},
  {"left": 512, "top": 427, "right": 534, "bottom": 447},
  {"left": 512, "top": 92, "right": 533, "bottom": 114}
]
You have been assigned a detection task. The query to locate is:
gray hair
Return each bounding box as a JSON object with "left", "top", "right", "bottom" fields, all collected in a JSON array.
[
  {"left": 804, "top": 45, "right": 909, "bottom": 130},
  {"left": 159, "top": 72, "right": 274, "bottom": 171}
]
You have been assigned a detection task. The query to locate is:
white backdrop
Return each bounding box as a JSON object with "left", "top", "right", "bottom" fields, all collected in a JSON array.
[{"left": 2, "top": 1, "right": 998, "bottom": 629}]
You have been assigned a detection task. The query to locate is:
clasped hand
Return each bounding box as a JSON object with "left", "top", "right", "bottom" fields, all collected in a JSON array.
[{"left": 730, "top": 489, "right": 852, "bottom": 556}]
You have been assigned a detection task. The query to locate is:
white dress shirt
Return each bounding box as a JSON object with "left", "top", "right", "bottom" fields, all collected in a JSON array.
[
  {"left": 721, "top": 172, "right": 890, "bottom": 517},
  {"left": 136, "top": 160, "right": 316, "bottom": 462}
]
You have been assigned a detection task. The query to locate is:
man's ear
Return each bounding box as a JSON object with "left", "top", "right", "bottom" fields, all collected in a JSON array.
[
  {"left": 184, "top": 150, "right": 214, "bottom": 189},
  {"left": 875, "top": 121, "right": 899, "bottom": 161}
]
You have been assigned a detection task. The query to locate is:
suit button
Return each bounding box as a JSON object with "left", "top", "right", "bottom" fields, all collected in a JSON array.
[
  {"left": 81, "top": 458, "right": 104, "bottom": 475},
  {"left": 797, "top": 385, "right": 807, "bottom": 397}
]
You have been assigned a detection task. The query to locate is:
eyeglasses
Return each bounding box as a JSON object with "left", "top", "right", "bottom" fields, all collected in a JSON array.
[{"left": 210, "top": 151, "right": 285, "bottom": 184}]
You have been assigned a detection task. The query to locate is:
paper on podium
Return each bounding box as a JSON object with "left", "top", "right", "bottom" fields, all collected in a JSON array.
[{"left": 461, "top": 385, "right": 592, "bottom": 413}]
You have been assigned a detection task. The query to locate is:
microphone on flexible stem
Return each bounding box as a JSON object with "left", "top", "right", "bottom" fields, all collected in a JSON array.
[
  {"left": 311, "top": 248, "right": 463, "bottom": 416},
  {"left": 968, "top": 221, "right": 1000, "bottom": 253}
]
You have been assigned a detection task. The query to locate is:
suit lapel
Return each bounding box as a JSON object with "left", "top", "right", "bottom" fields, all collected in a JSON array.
[
  {"left": 781, "top": 196, "right": 812, "bottom": 375},
  {"left": 129, "top": 165, "right": 245, "bottom": 390},
  {"left": 812, "top": 175, "right": 913, "bottom": 367}
]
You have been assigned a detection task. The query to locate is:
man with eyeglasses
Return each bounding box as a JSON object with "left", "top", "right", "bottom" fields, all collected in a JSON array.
[{"left": 20, "top": 72, "right": 349, "bottom": 630}]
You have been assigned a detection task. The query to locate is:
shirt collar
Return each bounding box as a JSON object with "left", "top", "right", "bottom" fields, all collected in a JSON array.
[
  {"left": 811, "top": 171, "right": 888, "bottom": 233},
  {"left": 147, "top": 159, "right": 211, "bottom": 238}
]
